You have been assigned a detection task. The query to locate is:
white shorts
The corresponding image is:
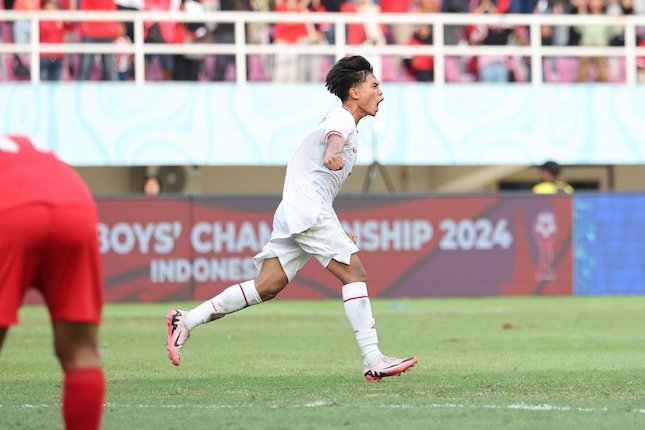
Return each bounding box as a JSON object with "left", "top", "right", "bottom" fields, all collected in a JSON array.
[{"left": 252, "top": 214, "right": 359, "bottom": 282}]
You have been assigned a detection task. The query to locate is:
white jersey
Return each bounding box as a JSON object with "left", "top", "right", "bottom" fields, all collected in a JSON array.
[{"left": 277, "top": 106, "right": 358, "bottom": 235}]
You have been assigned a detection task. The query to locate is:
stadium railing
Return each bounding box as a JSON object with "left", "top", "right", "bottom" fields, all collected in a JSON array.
[{"left": 0, "top": 11, "right": 644, "bottom": 85}]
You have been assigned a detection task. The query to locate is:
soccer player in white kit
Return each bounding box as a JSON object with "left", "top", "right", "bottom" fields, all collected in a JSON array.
[{"left": 166, "top": 56, "right": 417, "bottom": 382}]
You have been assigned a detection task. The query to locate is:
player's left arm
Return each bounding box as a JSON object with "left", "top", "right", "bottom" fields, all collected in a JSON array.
[
  {"left": 323, "top": 134, "right": 346, "bottom": 171},
  {"left": 346, "top": 231, "right": 357, "bottom": 243},
  {"left": 332, "top": 209, "right": 357, "bottom": 244}
]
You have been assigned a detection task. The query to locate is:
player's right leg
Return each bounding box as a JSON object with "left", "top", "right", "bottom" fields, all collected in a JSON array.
[
  {"left": 41, "top": 203, "right": 105, "bottom": 430},
  {"left": 327, "top": 255, "right": 418, "bottom": 382},
  {"left": 53, "top": 322, "right": 105, "bottom": 430},
  {"left": 166, "top": 257, "right": 291, "bottom": 366}
]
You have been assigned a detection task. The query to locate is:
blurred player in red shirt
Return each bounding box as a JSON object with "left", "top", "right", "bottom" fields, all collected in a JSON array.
[{"left": 0, "top": 135, "right": 105, "bottom": 430}]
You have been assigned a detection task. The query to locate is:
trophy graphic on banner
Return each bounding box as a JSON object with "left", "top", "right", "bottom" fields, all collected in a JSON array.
[{"left": 533, "top": 210, "right": 558, "bottom": 282}]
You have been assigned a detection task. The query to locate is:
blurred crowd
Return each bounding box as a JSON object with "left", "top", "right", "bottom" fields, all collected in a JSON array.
[{"left": 1, "top": 0, "right": 644, "bottom": 83}]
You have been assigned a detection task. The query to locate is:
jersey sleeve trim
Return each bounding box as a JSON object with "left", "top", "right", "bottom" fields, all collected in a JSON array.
[{"left": 324, "top": 130, "right": 345, "bottom": 140}]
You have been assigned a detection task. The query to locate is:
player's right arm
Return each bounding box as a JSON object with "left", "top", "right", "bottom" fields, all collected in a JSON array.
[{"left": 323, "top": 134, "right": 345, "bottom": 171}]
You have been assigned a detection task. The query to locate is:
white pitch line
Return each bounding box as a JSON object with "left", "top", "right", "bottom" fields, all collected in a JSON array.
[
  {"left": 302, "top": 400, "right": 335, "bottom": 408},
  {"left": 2, "top": 402, "right": 644, "bottom": 414}
]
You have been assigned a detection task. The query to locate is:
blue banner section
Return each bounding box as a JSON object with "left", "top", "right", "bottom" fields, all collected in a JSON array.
[
  {"left": 1, "top": 84, "right": 644, "bottom": 166},
  {"left": 574, "top": 195, "right": 645, "bottom": 295}
]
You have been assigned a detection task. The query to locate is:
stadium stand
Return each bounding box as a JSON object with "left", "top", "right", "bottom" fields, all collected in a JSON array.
[{"left": 0, "top": 1, "right": 643, "bottom": 84}]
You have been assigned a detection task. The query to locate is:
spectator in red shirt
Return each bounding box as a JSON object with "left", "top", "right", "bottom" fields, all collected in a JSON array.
[
  {"left": 40, "top": 0, "right": 73, "bottom": 81},
  {"left": 274, "top": 0, "right": 310, "bottom": 45},
  {"left": 339, "top": 0, "right": 386, "bottom": 79},
  {"left": 340, "top": 0, "right": 386, "bottom": 46},
  {"left": 403, "top": 24, "right": 434, "bottom": 81},
  {"left": 273, "top": 0, "right": 323, "bottom": 82},
  {"left": 78, "top": 0, "right": 119, "bottom": 80}
]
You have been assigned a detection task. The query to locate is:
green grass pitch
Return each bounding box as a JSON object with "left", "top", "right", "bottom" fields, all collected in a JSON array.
[{"left": 1, "top": 296, "right": 645, "bottom": 429}]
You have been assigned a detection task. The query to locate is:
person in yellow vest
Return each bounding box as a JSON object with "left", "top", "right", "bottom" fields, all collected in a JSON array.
[{"left": 533, "top": 161, "right": 574, "bottom": 194}]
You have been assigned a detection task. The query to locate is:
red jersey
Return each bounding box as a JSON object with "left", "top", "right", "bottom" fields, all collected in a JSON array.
[
  {"left": 339, "top": 3, "right": 387, "bottom": 45},
  {"left": 0, "top": 135, "right": 102, "bottom": 327},
  {"left": 40, "top": 20, "right": 75, "bottom": 58},
  {"left": 408, "top": 37, "right": 434, "bottom": 71},
  {"left": 274, "top": 3, "right": 309, "bottom": 44},
  {"left": 79, "top": 0, "right": 119, "bottom": 39},
  {"left": 0, "top": 136, "right": 95, "bottom": 211},
  {"left": 379, "top": 0, "right": 411, "bottom": 12},
  {"left": 144, "top": 0, "right": 179, "bottom": 44}
]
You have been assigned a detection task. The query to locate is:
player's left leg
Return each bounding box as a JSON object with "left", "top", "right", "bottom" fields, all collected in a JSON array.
[
  {"left": 53, "top": 322, "right": 105, "bottom": 430},
  {"left": 166, "top": 258, "right": 287, "bottom": 366},
  {"left": 166, "top": 234, "right": 304, "bottom": 366},
  {"left": 166, "top": 229, "right": 311, "bottom": 366},
  {"left": 179, "top": 257, "right": 288, "bottom": 330}
]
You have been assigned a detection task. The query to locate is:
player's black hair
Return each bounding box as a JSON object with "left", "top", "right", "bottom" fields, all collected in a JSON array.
[
  {"left": 540, "top": 161, "right": 561, "bottom": 177},
  {"left": 325, "top": 55, "right": 374, "bottom": 102}
]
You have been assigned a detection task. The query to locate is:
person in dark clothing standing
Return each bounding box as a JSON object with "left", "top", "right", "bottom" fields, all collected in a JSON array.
[{"left": 212, "top": 0, "right": 252, "bottom": 81}]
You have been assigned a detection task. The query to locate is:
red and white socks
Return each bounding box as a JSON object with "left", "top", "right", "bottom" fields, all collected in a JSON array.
[
  {"left": 183, "top": 279, "right": 383, "bottom": 367},
  {"left": 184, "top": 280, "right": 262, "bottom": 331},
  {"left": 63, "top": 367, "right": 105, "bottom": 430},
  {"left": 342, "top": 282, "right": 383, "bottom": 366}
]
